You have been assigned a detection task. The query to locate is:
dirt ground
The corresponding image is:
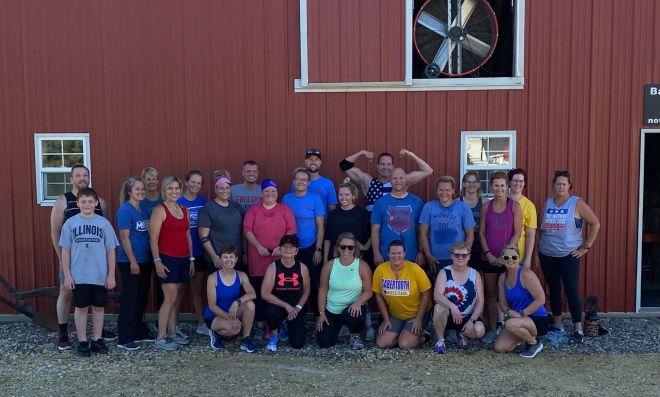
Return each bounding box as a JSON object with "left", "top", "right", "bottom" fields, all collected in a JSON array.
[{"left": 3, "top": 349, "right": 659, "bottom": 396}]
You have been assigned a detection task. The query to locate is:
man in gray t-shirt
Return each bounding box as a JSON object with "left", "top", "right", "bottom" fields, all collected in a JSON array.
[
  {"left": 230, "top": 160, "right": 262, "bottom": 211},
  {"left": 59, "top": 213, "right": 119, "bottom": 286}
]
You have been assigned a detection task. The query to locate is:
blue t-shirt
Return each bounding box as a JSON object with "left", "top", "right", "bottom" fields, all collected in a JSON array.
[
  {"left": 419, "top": 200, "right": 475, "bottom": 260},
  {"left": 291, "top": 176, "right": 338, "bottom": 213},
  {"left": 370, "top": 193, "right": 423, "bottom": 261},
  {"left": 177, "top": 195, "right": 209, "bottom": 256},
  {"left": 115, "top": 201, "right": 151, "bottom": 263},
  {"left": 142, "top": 195, "right": 163, "bottom": 219},
  {"left": 282, "top": 192, "right": 326, "bottom": 249}
]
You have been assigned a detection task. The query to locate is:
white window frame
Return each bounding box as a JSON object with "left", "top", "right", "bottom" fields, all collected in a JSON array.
[
  {"left": 296, "top": 0, "right": 525, "bottom": 92},
  {"left": 460, "top": 130, "right": 516, "bottom": 196},
  {"left": 34, "top": 133, "right": 91, "bottom": 206}
]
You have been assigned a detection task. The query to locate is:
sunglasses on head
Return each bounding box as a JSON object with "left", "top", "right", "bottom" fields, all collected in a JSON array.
[
  {"left": 452, "top": 253, "right": 469, "bottom": 259},
  {"left": 339, "top": 245, "right": 355, "bottom": 251},
  {"left": 306, "top": 149, "right": 321, "bottom": 157},
  {"left": 502, "top": 255, "right": 518, "bottom": 261}
]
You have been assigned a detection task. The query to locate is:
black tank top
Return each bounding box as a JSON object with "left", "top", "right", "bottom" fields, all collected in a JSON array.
[
  {"left": 63, "top": 191, "right": 103, "bottom": 222},
  {"left": 273, "top": 259, "right": 304, "bottom": 306}
]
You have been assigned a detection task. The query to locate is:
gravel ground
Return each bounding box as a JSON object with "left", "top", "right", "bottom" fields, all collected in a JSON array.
[{"left": 1, "top": 317, "right": 659, "bottom": 396}]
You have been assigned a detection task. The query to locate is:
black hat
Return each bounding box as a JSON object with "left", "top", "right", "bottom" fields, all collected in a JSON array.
[
  {"left": 279, "top": 234, "right": 300, "bottom": 247},
  {"left": 305, "top": 149, "right": 321, "bottom": 159}
]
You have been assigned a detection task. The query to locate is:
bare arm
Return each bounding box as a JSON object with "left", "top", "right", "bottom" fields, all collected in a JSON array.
[
  {"left": 355, "top": 261, "right": 374, "bottom": 306},
  {"left": 149, "top": 206, "right": 167, "bottom": 278},
  {"left": 374, "top": 292, "right": 389, "bottom": 323},
  {"left": 61, "top": 248, "right": 73, "bottom": 289},
  {"left": 518, "top": 269, "right": 545, "bottom": 316},
  {"left": 237, "top": 271, "right": 257, "bottom": 302},
  {"left": 418, "top": 223, "right": 435, "bottom": 268},
  {"left": 531, "top": 202, "right": 547, "bottom": 269},
  {"left": 573, "top": 199, "right": 601, "bottom": 258},
  {"left": 401, "top": 149, "right": 433, "bottom": 186},
  {"left": 498, "top": 273, "right": 508, "bottom": 313},
  {"left": 105, "top": 248, "right": 116, "bottom": 290},
  {"left": 464, "top": 228, "right": 475, "bottom": 249},
  {"left": 342, "top": 150, "right": 374, "bottom": 193},
  {"left": 371, "top": 223, "right": 383, "bottom": 264},
  {"left": 199, "top": 226, "right": 220, "bottom": 268},
  {"left": 522, "top": 228, "right": 536, "bottom": 267},
  {"left": 50, "top": 196, "right": 66, "bottom": 264}
]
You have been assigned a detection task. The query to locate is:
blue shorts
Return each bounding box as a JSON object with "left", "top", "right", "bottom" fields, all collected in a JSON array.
[{"left": 158, "top": 254, "right": 191, "bottom": 284}]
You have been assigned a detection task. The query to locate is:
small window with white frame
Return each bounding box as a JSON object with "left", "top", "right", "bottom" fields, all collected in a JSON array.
[
  {"left": 460, "top": 130, "right": 515, "bottom": 195},
  {"left": 34, "top": 133, "right": 90, "bottom": 205}
]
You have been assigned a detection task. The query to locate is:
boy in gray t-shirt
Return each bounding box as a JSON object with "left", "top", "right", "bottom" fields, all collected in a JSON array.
[{"left": 59, "top": 188, "right": 119, "bottom": 357}]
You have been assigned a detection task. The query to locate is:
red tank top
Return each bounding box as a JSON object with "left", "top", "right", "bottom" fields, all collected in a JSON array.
[{"left": 158, "top": 203, "right": 190, "bottom": 258}]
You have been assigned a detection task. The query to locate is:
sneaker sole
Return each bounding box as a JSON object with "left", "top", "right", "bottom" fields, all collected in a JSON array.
[
  {"left": 240, "top": 345, "right": 257, "bottom": 353},
  {"left": 117, "top": 345, "right": 141, "bottom": 351},
  {"left": 520, "top": 344, "right": 543, "bottom": 359},
  {"left": 57, "top": 345, "right": 72, "bottom": 351}
]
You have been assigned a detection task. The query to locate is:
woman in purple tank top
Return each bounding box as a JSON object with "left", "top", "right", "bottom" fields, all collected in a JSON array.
[{"left": 478, "top": 172, "right": 521, "bottom": 334}]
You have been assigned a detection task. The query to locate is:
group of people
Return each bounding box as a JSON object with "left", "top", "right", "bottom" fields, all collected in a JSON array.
[{"left": 52, "top": 148, "right": 600, "bottom": 359}]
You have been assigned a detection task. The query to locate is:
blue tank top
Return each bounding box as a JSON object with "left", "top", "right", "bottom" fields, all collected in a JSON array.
[
  {"left": 539, "top": 196, "right": 583, "bottom": 257},
  {"left": 503, "top": 267, "right": 547, "bottom": 317},
  {"left": 203, "top": 271, "right": 241, "bottom": 318},
  {"left": 443, "top": 266, "right": 477, "bottom": 316}
]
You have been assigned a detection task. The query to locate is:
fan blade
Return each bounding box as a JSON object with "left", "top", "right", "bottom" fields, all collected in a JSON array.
[
  {"left": 417, "top": 11, "right": 448, "bottom": 37},
  {"left": 432, "top": 39, "right": 450, "bottom": 70},
  {"left": 461, "top": 34, "right": 491, "bottom": 58},
  {"left": 460, "top": 0, "right": 478, "bottom": 27}
]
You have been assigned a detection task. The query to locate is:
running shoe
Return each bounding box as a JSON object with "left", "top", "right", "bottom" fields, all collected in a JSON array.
[
  {"left": 209, "top": 330, "right": 224, "bottom": 350},
  {"left": 154, "top": 336, "right": 178, "bottom": 351},
  {"left": 520, "top": 341, "right": 544, "bottom": 358},
  {"left": 434, "top": 339, "right": 446, "bottom": 354},
  {"left": 350, "top": 335, "right": 365, "bottom": 350},
  {"left": 240, "top": 336, "right": 258, "bottom": 353},
  {"left": 456, "top": 331, "right": 469, "bottom": 351},
  {"left": 175, "top": 326, "right": 189, "bottom": 340},
  {"left": 91, "top": 338, "right": 109, "bottom": 354},
  {"left": 57, "top": 333, "right": 72, "bottom": 351},
  {"left": 77, "top": 341, "right": 91, "bottom": 357},
  {"left": 101, "top": 329, "right": 117, "bottom": 342},
  {"left": 169, "top": 332, "right": 190, "bottom": 346},
  {"left": 572, "top": 330, "right": 584, "bottom": 344},
  {"left": 364, "top": 327, "right": 376, "bottom": 342},
  {"left": 266, "top": 334, "right": 279, "bottom": 352},
  {"left": 135, "top": 334, "right": 155, "bottom": 343},
  {"left": 196, "top": 323, "right": 210, "bottom": 336},
  {"left": 117, "top": 341, "right": 141, "bottom": 351}
]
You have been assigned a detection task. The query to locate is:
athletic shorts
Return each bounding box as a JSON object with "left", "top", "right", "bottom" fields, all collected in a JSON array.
[
  {"left": 158, "top": 254, "right": 191, "bottom": 284},
  {"left": 471, "top": 258, "right": 505, "bottom": 274},
  {"left": 73, "top": 284, "right": 107, "bottom": 308},
  {"left": 388, "top": 311, "right": 431, "bottom": 335},
  {"left": 445, "top": 313, "right": 477, "bottom": 331},
  {"left": 196, "top": 255, "right": 217, "bottom": 273},
  {"left": 530, "top": 315, "right": 550, "bottom": 337}
]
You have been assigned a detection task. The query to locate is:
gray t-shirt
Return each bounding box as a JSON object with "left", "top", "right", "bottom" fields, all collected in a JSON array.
[
  {"left": 59, "top": 214, "right": 119, "bottom": 285},
  {"left": 197, "top": 200, "right": 244, "bottom": 261},
  {"left": 230, "top": 184, "right": 262, "bottom": 212}
]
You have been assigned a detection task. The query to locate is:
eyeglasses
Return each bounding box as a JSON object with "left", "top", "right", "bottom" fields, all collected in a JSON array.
[
  {"left": 306, "top": 149, "right": 321, "bottom": 157},
  {"left": 452, "top": 253, "right": 470, "bottom": 259},
  {"left": 294, "top": 177, "right": 309, "bottom": 182},
  {"left": 502, "top": 255, "right": 518, "bottom": 261},
  {"left": 339, "top": 245, "right": 355, "bottom": 251}
]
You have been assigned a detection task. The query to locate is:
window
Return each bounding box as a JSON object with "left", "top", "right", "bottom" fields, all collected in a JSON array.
[
  {"left": 460, "top": 131, "right": 515, "bottom": 195},
  {"left": 34, "top": 133, "right": 90, "bottom": 206},
  {"left": 296, "top": 0, "right": 524, "bottom": 92}
]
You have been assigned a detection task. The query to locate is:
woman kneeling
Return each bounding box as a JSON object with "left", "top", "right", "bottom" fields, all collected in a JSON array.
[
  {"left": 373, "top": 240, "right": 432, "bottom": 350},
  {"left": 432, "top": 242, "right": 485, "bottom": 354},
  {"left": 316, "top": 233, "right": 373, "bottom": 350},
  {"left": 494, "top": 245, "right": 548, "bottom": 358},
  {"left": 203, "top": 245, "right": 257, "bottom": 352}
]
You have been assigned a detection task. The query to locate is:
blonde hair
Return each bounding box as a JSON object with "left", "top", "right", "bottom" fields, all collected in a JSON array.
[
  {"left": 119, "top": 176, "right": 144, "bottom": 204},
  {"left": 161, "top": 176, "right": 182, "bottom": 198},
  {"left": 141, "top": 166, "right": 158, "bottom": 179},
  {"left": 333, "top": 232, "right": 362, "bottom": 258},
  {"left": 213, "top": 169, "right": 231, "bottom": 182}
]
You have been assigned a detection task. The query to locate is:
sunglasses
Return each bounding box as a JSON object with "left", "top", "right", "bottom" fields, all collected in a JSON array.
[
  {"left": 339, "top": 245, "right": 355, "bottom": 251},
  {"left": 452, "top": 253, "right": 470, "bottom": 259},
  {"left": 306, "top": 149, "right": 321, "bottom": 157},
  {"left": 502, "top": 255, "right": 518, "bottom": 261}
]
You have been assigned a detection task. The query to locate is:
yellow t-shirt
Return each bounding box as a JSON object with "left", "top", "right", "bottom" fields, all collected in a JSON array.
[
  {"left": 372, "top": 260, "right": 432, "bottom": 319},
  {"left": 517, "top": 195, "right": 538, "bottom": 259}
]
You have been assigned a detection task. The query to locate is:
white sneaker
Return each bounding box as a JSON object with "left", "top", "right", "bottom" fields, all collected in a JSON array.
[
  {"left": 175, "top": 326, "right": 189, "bottom": 340},
  {"left": 196, "top": 323, "right": 210, "bottom": 335}
]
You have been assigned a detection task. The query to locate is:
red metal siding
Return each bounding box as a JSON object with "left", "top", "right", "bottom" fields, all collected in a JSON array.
[{"left": 0, "top": 0, "right": 658, "bottom": 314}]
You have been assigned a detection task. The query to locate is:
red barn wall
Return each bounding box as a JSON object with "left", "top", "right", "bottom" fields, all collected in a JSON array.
[{"left": 0, "top": 0, "right": 658, "bottom": 314}]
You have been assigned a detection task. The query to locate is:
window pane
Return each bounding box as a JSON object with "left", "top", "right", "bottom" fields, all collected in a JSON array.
[
  {"left": 63, "top": 154, "right": 84, "bottom": 167},
  {"left": 485, "top": 137, "right": 511, "bottom": 166},
  {"left": 43, "top": 173, "right": 70, "bottom": 199},
  {"left": 62, "top": 140, "right": 83, "bottom": 153},
  {"left": 42, "top": 154, "right": 63, "bottom": 167},
  {"left": 41, "top": 140, "right": 62, "bottom": 154},
  {"left": 466, "top": 137, "right": 488, "bottom": 165}
]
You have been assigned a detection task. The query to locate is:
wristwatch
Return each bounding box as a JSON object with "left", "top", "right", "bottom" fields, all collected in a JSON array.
[
  {"left": 471, "top": 318, "right": 477, "bottom": 324},
  {"left": 315, "top": 247, "right": 322, "bottom": 252}
]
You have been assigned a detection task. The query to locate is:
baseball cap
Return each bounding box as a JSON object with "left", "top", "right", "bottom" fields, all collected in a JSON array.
[
  {"left": 279, "top": 234, "right": 300, "bottom": 247},
  {"left": 305, "top": 149, "right": 321, "bottom": 159}
]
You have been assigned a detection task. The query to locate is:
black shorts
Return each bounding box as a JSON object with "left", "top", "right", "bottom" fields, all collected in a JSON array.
[
  {"left": 530, "top": 315, "right": 550, "bottom": 337},
  {"left": 446, "top": 314, "right": 473, "bottom": 331},
  {"left": 196, "top": 255, "right": 217, "bottom": 273},
  {"left": 470, "top": 258, "right": 505, "bottom": 274},
  {"left": 73, "top": 284, "right": 107, "bottom": 308}
]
